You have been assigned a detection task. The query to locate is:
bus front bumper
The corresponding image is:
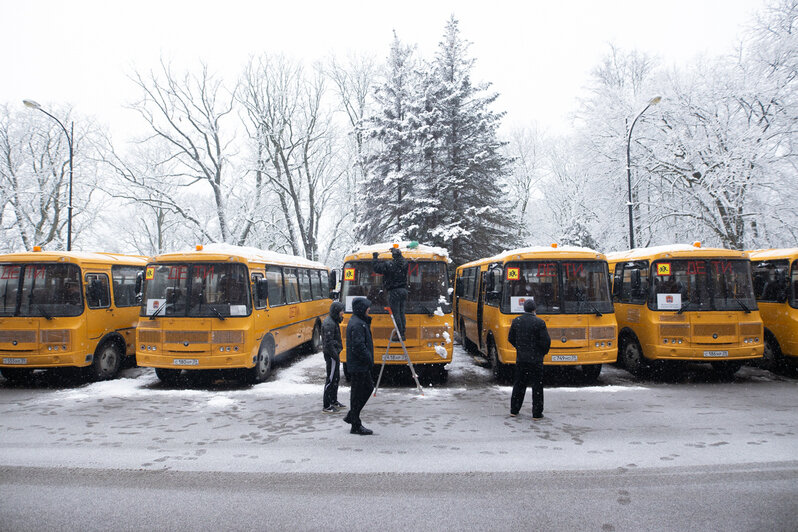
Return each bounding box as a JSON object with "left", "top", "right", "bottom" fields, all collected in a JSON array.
[
  {"left": 0, "top": 350, "right": 91, "bottom": 369},
  {"left": 136, "top": 350, "right": 256, "bottom": 370},
  {"left": 644, "top": 343, "right": 764, "bottom": 361}
]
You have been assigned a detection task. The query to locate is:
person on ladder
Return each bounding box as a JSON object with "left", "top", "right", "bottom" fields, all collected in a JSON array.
[
  {"left": 373, "top": 244, "right": 408, "bottom": 339},
  {"left": 343, "top": 297, "right": 375, "bottom": 435}
]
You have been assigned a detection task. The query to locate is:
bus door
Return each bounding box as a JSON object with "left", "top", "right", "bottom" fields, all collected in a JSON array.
[{"left": 477, "top": 270, "right": 486, "bottom": 349}]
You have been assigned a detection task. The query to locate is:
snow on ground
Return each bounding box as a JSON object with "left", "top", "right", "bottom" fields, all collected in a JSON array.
[{"left": 1, "top": 343, "right": 797, "bottom": 475}]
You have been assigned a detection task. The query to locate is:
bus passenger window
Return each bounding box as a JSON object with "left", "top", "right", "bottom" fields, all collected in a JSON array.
[
  {"left": 85, "top": 274, "right": 111, "bottom": 309},
  {"left": 283, "top": 268, "right": 300, "bottom": 304}
]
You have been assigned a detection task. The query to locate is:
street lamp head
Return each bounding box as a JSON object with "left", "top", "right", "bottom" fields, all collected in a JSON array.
[
  {"left": 22, "top": 99, "right": 42, "bottom": 110},
  {"left": 649, "top": 96, "right": 662, "bottom": 105}
]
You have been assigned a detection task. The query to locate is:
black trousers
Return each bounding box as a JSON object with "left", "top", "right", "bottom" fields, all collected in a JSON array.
[
  {"left": 344, "top": 370, "right": 374, "bottom": 429},
  {"left": 388, "top": 288, "right": 408, "bottom": 338},
  {"left": 510, "top": 361, "right": 544, "bottom": 416},
  {"left": 323, "top": 354, "right": 340, "bottom": 408}
]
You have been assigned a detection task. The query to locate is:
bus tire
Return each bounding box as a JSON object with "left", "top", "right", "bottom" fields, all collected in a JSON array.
[
  {"left": 309, "top": 321, "right": 323, "bottom": 354},
  {"left": 711, "top": 361, "right": 742, "bottom": 380},
  {"left": 85, "top": 340, "right": 123, "bottom": 381},
  {"left": 621, "top": 338, "right": 648, "bottom": 377},
  {"left": 762, "top": 333, "right": 784, "bottom": 372},
  {"left": 581, "top": 364, "right": 601, "bottom": 383},
  {"left": 0, "top": 367, "right": 34, "bottom": 383},
  {"left": 489, "top": 339, "right": 511, "bottom": 383},
  {"left": 155, "top": 368, "right": 181, "bottom": 385},
  {"left": 242, "top": 339, "right": 274, "bottom": 384}
]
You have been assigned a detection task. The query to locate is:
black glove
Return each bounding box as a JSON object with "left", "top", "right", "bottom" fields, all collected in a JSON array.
[{"left": 372, "top": 252, "right": 379, "bottom": 259}]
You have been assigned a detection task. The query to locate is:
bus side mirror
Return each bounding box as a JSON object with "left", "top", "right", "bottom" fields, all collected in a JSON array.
[
  {"left": 329, "top": 270, "right": 338, "bottom": 299},
  {"left": 486, "top": 271, "right": 496, "bottom": 292},
  {"left": 135, "top": 272, "right": 143, "bottom": 297},
  {"left": 455, "top": 281, "right": 463, "bottom": 297},
  {"left": 256, "top": 279, "right": 269, "bottom": 304}
]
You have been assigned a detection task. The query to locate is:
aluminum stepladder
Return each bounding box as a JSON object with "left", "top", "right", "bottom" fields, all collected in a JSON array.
[{"left": 373, "top": 306, "right": 424, "bottom": 396}]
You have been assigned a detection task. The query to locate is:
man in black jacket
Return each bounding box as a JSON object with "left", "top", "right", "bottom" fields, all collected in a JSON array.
[
  {"left": 373, "top": 246, "right": 408, "bottom": 339},
  {"left": 508, "top": 299, "right": 551, "bottom": 419},
  {"left": 322, "top": 301, "right": 346, "bottom": 413},
  {"left": 343, "top": 297, "right": 375, "bottom": 435}
]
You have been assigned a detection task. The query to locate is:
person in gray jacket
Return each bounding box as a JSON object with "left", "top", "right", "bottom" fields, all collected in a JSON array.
[
  {"left": 343, "top": 297, "right": 374, "bottom": 435},
  {"left": 322, "top": 301, "right": 346, "bottom": 413}
]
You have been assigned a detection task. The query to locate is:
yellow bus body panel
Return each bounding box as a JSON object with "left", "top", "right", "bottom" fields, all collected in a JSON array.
[
  {"left": 0, "top": 251, "right": 147, "bottom": 369},
  {"left": 455, "top": 247, "right": 617, "bottom": 366},
  {"left": 135, "top": 246, "right": 330, "bottom": 371},
  {"left": 608, "top": 246, "right": 764, "bottom": 362},
  {"left": 749, "top": 248, "right": 798, "bottom": 359},
  {"left": 339, "top": 245, "right": 453, "bottom": 366}
]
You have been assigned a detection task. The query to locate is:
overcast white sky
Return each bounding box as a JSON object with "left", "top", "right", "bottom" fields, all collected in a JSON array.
[{"left": 1, "top": 0, "right": 765, "bottom": 140}]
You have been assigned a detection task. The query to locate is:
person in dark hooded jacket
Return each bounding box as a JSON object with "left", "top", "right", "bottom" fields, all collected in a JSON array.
[
  {"left": 373, "top": 247, "right": 408, "bottom": 339},
  {"left": 322, "top": 301, "right": 346, "bottom": 413},
  {"left": 343, "top": 297, "right": 374, "bottom": 435},
  {"left": 508, "top": 299, "right": 551, "bottom": 419}
]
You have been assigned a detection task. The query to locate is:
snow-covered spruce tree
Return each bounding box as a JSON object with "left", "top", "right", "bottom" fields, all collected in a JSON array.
[
  {"left": 357, "top": 33, "right": 423, "bottom": 245},
  {"left": 420, "top": 16, "right": 515, "bottom": 265}
]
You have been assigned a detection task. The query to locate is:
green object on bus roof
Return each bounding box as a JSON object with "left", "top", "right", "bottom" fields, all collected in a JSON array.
[{"left": 408, "top": 241, "right": 419, "bottom": 249}]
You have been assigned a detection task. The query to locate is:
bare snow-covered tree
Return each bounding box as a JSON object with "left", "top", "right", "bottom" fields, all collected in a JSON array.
[
  {"left": 239, "top": 55, "right": 343, "bottom": 261},
  {"left": 0, "top": 104, "right": 100, "bottom": 252}
]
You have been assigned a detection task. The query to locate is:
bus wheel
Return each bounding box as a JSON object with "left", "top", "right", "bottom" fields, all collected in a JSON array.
[
  {"left": 762, "top": 335, "right": 784, "bottom": 372},
  {"left": 243, "top": 341, "right": 274, "bottom": 384},
  {"left": 622, "top": 339, "right": 648, "bottom": 377},
  {"left": 309, "top": 322, "right": 323, "bottom": 354},
  {"left": 85, "top": 341, "right": 123, "bottom": 381},
  {"left": 581, "top": 364, "right": 601, "bottom": 383},
  {"left": 155, "top": 368, "right": 181, "bottom": 385},
  {"left": 0, "top": 367, "right": 34, "bottom": 383},
  {"left": 489, "top": 340, "right": 510, "bottom": 383},
  {"left": 711, "top": 361, "right": 741, "bottom": 380}
]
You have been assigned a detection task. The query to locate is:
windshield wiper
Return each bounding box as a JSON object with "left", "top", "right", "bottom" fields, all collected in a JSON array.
[
  {"left": 588, "top": 302, "right": 603, "bottom": 317},
  {"left": 209, "top": 306, "right": 226, "bottom": 321},
  {"left": 419, "top": 304, "right": 435, "bottom": 317},
  {"left": 677, "top": 300, "right": 693, "bottom": 314},
  {"left": 735, "top": 297, "right": 751, "bottom": 313},
  {"left": 576, "top": 299, "right": 602, "bottom": 317},
  {"left": 36, "top": 304, "right": 53, "bottom": 320},
  {"left": 149, "top": 302, "right": 167, "bottom": 320}
]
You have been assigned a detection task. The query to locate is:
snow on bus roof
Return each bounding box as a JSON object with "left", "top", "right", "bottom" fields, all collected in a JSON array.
[
  {"left": 169, "top": 243, "right": 327, "bottom": 269},
  {"left": 0, "top": 250, "right": 147, "bottom": 264},
  {"left": 494, "top": 245, "right": 602, "bottom": 259},
  {"left": 747, "top": 248, "right": 798, "bottom": 260},
  {"left": 605, "top": 244, "right": 742, "bottom": 261},
  {"left": 350, "top": 241, "right": 450, "bottom": 259}
]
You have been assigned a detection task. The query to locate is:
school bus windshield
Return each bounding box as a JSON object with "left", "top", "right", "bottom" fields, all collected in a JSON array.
[
  {"left": 501, "top": 261, "right": 612, "bottom": 314},
  {"left": 650, "top": 259, "right": 756, "bottom": 312},
  {"left": 142, "top": 262, "right": 251, "bottom": 318},
  {"left": 341, "top": 260, "right": 450, "bottom": 314},
  {"left": 0, "top": 263, "right": 83, "bottom": 318}
]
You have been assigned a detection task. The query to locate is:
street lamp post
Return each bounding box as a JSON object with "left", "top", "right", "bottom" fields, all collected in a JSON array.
[
  {"left": 23, "top": 99, "right": 74, "bottom": 251},
  {"left": 626, "top": 96, "right": 662, "bottom": 249}
]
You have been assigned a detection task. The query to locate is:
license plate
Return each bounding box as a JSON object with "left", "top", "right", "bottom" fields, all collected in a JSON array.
[
  {"left": 552, "top": 355, "right": 578, "bottom": 362},
  {"left": 173, "top": 358, "right": 199, "bottom": 366},
  {"left": 703, "top": 350, "right": 729, "bottom": 358},
  {"left": 2, "top": 358, "right": 27, "bottom": 365},
  {"left": 383, "top": 354, "right": 406, "bottom": 361}
]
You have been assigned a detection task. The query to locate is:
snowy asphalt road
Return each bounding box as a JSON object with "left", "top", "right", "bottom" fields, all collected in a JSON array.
[{"left": 1, "top": 345, "right": 797, "bottom": 530}]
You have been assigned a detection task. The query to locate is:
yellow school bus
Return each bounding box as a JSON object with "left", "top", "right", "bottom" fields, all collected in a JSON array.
[
  {"left": 455, "top": 245, "right": 617, "bottom": 383},
  {"left": 607, "top": 243, "right": 763, "bottom": 377},
  {"left": 136, "top": 244, "right": 332, "bottom": 385},
  {"left": 0, "top": 248, "right": 146, "bottom": 382},
  {"left": 339, "top": 243, "right": 453, "bottom": 382},
  {"left": 748, "top": 248, "right": 798, "bottom": 371}
]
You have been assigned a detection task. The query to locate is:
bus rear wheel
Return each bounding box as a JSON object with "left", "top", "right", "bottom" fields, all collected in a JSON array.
[
  {"left": 155, "top": 368, "right": 182, "bottom": 385},
  {"left": 0, "top": 367, "right": 34, "bottom": 383},
  {"left": 85, "top": 341, "right": 123, "bottom": 381},
  {"left": 306, "top": 322, "right": 322, "bottom": 354}
]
